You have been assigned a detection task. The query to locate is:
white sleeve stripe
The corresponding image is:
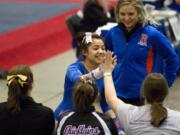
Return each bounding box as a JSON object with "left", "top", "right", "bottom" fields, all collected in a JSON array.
[
  {"left": 57, "top": 112, "right": 74, "bottom": 135},
  {"left": 92, "top": 112, "right": 111, "bottom": 135}
]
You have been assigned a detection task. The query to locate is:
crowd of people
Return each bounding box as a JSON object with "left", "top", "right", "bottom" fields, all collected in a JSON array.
[
  {"left": 0, "top": 0, "right": 180, "bottom": 135},
  {"left": 66, "top": 0, "right": 115, "bottom": 58}
]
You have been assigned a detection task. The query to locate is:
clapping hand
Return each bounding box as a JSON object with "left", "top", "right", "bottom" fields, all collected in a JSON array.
[{"left": 102, "top": 50, "right": 117, "bottom": 73}]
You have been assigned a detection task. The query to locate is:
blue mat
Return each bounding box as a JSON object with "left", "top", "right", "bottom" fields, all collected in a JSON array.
[{"left": 0, "top": 2, "right": 79, "bottom": 34}]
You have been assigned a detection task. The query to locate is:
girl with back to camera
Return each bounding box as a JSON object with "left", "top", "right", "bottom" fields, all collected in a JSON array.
[
  {"left": 0, "top": 65, "right": 55, "bottom": 135},
  {"left": 102, "top": 51, "right": 180, "bottom": 134},
  {"left": 105, "top": 0, "right": 179, "bottom": 106},
  {"left": 56, "top": 80, "right": 118, "bottom": 135}
]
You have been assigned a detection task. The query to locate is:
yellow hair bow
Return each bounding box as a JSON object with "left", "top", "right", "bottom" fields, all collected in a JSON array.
[{"left": 7, "top": 74, "right": 28, "bottom": 87}]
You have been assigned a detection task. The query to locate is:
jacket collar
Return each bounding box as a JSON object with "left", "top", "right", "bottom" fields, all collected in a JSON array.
[{"left": 118, "top": 23, "right": 142, "bottom": 41}]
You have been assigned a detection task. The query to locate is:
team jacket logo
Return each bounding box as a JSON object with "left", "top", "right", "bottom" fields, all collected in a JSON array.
[
  {"left": 63, "top": 125, "right": 101, "bottom": 135},
  {"left": 138, "top": 33, "right": 148, "bottom": 47}
]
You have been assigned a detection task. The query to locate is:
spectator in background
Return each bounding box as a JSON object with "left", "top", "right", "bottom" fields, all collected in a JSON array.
[
  {"left": 56, "top": 80, "right": 118, "bottom": 135},
  {"left": 102, "top": 51, "right": 180, "bottom": 134},
  {"left": 74, "top": 0, "right": 115, "bottom": 58},
  {"left": 104, "top": 0, "right": 179, "bottom": 106},
  {"left": 66, "top": 0, "right": 115, "bottom": 58},
  {"left": 0, "top": 68, "right": 8, "bottom": 79},
  {"left": 66, "top": 0, "right": 115, "bottom": 39},
  {"left": 0, "top": 65, "right": 55, "bottom": 135},
  {"left": 75, "top": 0, "right": 113, "bottom": 33}
]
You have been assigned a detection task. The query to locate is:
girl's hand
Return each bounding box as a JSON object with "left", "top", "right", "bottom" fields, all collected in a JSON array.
[
  {"left": 102, "top": 50, "right": 117, "bottom": 73},
  {"left": 119, "top": 131, "right": 125, "bottom": 135}
]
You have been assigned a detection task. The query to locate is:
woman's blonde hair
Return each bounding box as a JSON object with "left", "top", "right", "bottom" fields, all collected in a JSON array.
[{"left": 115, "top": 0, "right": 156, "bottom": 25}]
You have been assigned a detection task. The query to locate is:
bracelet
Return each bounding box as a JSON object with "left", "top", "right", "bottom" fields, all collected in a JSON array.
[
  {"left": 80, "top": 75, "right": 86, "bottom": 81},
  {"left": 112, "top": 116, "right": 123, "bottom": 132},
  {"left": 90, "top": 72, "right": 96, "bottom": 80},
  {"left": 103, "top": 72, "right": 112, "bottom": 77}
]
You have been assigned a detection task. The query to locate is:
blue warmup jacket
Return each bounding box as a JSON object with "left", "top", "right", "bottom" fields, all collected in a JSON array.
[
  {"left": 169, "top": 0, "right": 180, "bottom": 12},
  {"left": 105, "top": 24, "right": 179, "bottom": 100},
  {"left": 142, "top": 0, "right": 164, "bottom": 9},
  {"left": 143, "top": 0, "right": 180, "bottom": 11},
  {"left": 54, "top": 62, "right": 110, "bottom": 121}
]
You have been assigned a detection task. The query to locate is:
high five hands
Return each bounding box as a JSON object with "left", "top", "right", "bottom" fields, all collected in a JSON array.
[
  {"left": 102, "top": 50, "right": 117, "bottom": 73},
  {"left": 80, "top": 50, "right": 117, "bottom": 82}
]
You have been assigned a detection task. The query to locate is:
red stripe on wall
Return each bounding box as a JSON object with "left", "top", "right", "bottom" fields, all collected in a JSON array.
[{"left": 0, "top": 9, "right": 78, "bottom": 70}]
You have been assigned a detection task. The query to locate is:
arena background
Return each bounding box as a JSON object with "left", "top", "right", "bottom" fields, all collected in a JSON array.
[{"left": 0, "top": 0, "right": 180, "bottom": 112}]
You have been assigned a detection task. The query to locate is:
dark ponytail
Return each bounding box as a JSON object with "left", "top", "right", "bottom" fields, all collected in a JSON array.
[
  {"left": 150, "top": 102, "right": 167, "bottom": 127},
  {"left": 73, "top": 80, "right": 98, "bottom": 113},
  {"left": 6, "top": 65, "right": 33, "bottom": 113},
  {"left": 7, "top": 78, "right": 22, "bottom": 113},
  {"left": 142, "top": 73, "right": 168, "bottom": 127}
]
